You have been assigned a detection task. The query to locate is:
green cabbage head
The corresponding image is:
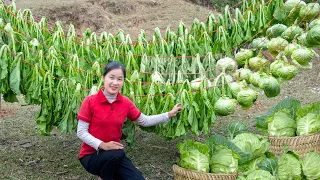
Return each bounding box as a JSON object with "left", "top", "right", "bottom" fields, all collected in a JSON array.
[
  {"left": 291, "top": 48, "right": 316, "bottom": 68},
  {"left": 281, "top": 25, "right": 303, "bottom": 41},
  {"left": 258, "top": 75, "right": 281, "bottom": 98},
  {"left": 301, "top": 151, "right": 320, "bottom": 180},
  {"left": 237, "top": 170, "right": 276, "bottom": 180},
  {"left": 251, "top": 37, "right": 269, "bottom": 50},
  {"left": 277, "top": 151, "right": 302, "bottom": 180},
  {"left": 210, "top": 146, "right": 239, "bottom": 174},
  {"left": 234, "top": 68, "right": 252, "bottom": 83},
  {"left": 296, "top": 102, "right": 320, "bottom": 136},
  {"left": 309, "top": 19, "right": 320, "bottom": 29},
  {"left": 296, "top": 113, "right": 320, "bottom": 136},
  {"left": 266, "top": 109, "right": 296, "bottom": 137},
  {"left": 237, "top": 88, "right": 258, "bottom": 110},
  {"left": 284, "top": 43, "right": 301, "bottom": 56},
  {"left": 235, "top": 49, "right": 255, "bottom": 66},
  {"left": 306, "top": 25, "right": 320, "bottom": 47},
  {"left": 231, "top": 133, "right": 270, "bottom": 160},
  {"left": 266, "top": 24, "right": 287, "bottom": 38},
  {"left": 216, "top": 57, "right": 237, "bottom": 73},
  {"left": 214, "top": 97, "right": 237, "bottom": 116},
  {"left": 177, "top": 139, "right": 210, "bottom": 172},
  {"left": 299, "top": 3, "right": 320, "bottom": 22},
  {"left": 268, "top": 37, "right": 289, "bottom": 54}
]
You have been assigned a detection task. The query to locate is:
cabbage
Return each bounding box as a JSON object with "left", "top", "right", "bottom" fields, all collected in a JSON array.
[
  {"left": 248, "top": 56, "right": 268, "bottom": 71},
  {"left": 239, "top": 155, "right": 267, "bottom": 172},
  {"left": 190, "top": 78, "right": 211, "bottom": 90},
  {"left": 296, "top": 113, "right": 320, "bottom": 136},
  {"left": 258, "top": 75, "right": 281, "bottom": 98},
  {"left": 299, "top": 3, "right": 320, "bottom": 22},
  {"left": 229, "top": 81, "right": 247, "bottom": 98},
  {"left": 231, "top": 133, "right": 270, "bottom": 160},
  {"left": 216, "top": 57, "right": 237, "bottom": 73},
  {"left": 276, "top": 64, "right": 298, "bottom": 81},
  {"left": 281, "top": 25, "right": 303, "bottom": 41},
  {"left": 297, "top": 32, "right": 307, "bottom": 45},
  {"left": 233, "top": 68, "right": 252, "bottom": 83},
  {"left": 177, "top": 139, "right": 210, "bottom": 172},
  {"left": 284, "top": 0, "right": 306, "bottom": 12},
  {"left": 309, "top": 19, "right": 320, "bottom": 29},
  {"left": 214, "top": 97, "right": 237, "bottom": 116},
  {"left": 267, "top": 37, "right": 289, "bottom": 54},
  {"left": 235, "top": 49, "right": 255, "bottom": 66},
  {"left": 254, "top": 98, "right": 301, "bottom": 136},
  {"left": 301, "top": 151, "right": 320, "bottom": 180},
  {"left": 237, "top": 170, "right": 276, "bottom": 180},
  {"left": 251, "top": 37, "right": 269, "bottom": 50},
  {"left": 306, "top": 25, "right": 320, "bottom": 47},
  {"left": 277, "top": 151, "right": 302, "bottom": 180},
  {"left": 237, "top": 88, "right": 258, "bottom": 110},
  {"left": 249, "top": 72, "right": 262, "bottom": 87},
  {"left": 284, "top": 43, "right": 301, "bottom": 56},
  {"left": 266, "top": 24, "right": 287, "bottom": 38},
  {"left": 291, "top": 48, "right": 316, "bottom": 68},
  {"left": 270, "top": 60, "right": 284, "bottom": 78},
  {"left": 283, "top": 0, "right": 306, "bottom": 25},
  {"left": 266, "top": 109, "right": 296, "bottom": 137},
  {"left": 296, "top": 102, "right": 320, "bottom": 118},
  {"left": 179, "top": 149, "right": 210, "bottom": 172},
  {"left": 224, "top": 74, "right": 234, "bottom": 83},
  {"left": 210, "top": 146, "right": 239, "bottom": 174},
  {"left": 296, "top": 102, "right": 320, "bottom": 136}
]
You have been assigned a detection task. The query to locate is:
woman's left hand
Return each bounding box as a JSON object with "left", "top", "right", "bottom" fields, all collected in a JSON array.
[{"left": 168, "top": 103, "right": 182, "bottom": 118}]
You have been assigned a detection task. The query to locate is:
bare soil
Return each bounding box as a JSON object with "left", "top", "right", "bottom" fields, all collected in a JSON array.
[
  {"left": 13, "top": 0, "right": 215, "bottom": 37},
  {"left": 1, "top": 0, "right": 320, "bottom": 180}
]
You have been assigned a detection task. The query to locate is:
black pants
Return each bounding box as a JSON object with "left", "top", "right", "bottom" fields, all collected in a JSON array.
[{"left": 80, "top": 149, "right": 145, "bottom": 180}]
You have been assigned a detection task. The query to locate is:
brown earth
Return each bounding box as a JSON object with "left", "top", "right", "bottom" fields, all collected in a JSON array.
[
  {"left": 1, "top": 0, "right": 320, "bottom": 180},
  {"left": 13, "top": 0, "right": 215, "bottom": 38}
]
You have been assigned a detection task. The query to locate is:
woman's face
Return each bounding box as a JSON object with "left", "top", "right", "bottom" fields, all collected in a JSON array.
[{"left": 103, "top": 68, "right": 124, "bottom": 95}]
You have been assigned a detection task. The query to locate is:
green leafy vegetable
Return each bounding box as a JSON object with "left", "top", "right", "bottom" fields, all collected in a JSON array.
[
  {"left": 177, "top": 139, "right": 210, "bottom": 172},
  {"left": 277, "top": 151, "right": 302, "bottom": 180},
  {"left": 227, "top": 121, "right": 248, "bottom": 140},
  {"left": 301, "top": 151, "right": 320, "bottom": 180},
  {"left": 231, "top": 133, "right": 270, "bottom": 160},
  {"left": 266, "top": 109, "right": 296, "bottom": 137}
]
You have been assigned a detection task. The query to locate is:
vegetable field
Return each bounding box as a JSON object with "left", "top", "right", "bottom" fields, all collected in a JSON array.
[{"left": 1, "top": 0, "right": 320, "bottom": 179}]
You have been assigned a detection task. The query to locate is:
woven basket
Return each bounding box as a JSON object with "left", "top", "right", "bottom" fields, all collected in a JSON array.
[
  {"left": 265, "top": 133, "right": 320, "bottom": 157},
  {"left": 172, "top": 164, "right": 237, "bottom": 180}
]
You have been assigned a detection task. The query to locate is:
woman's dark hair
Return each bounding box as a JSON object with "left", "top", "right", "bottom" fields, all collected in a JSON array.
[{"left": 103, "top": 59, "right": 126, "bottom": 78}]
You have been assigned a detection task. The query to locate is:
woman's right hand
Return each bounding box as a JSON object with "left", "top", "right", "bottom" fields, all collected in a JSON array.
[{"left": 98, "top": 141, "right": 124, "bottom": 150}]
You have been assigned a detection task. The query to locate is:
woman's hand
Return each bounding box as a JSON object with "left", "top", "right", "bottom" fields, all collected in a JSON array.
[
  {"left": 168, "top": 103, "right": 182, "bottom": 118},
  {"left": 98, "top": 141, "right": 124, "bottom": 150}
]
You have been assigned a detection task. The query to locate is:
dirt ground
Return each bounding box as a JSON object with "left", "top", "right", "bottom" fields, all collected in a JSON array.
[
  {"left": 13, "top": 0, "right": 214, "bottom": 38},
  {"left": 1, "top": 0, "right": 320, "bottom": 180}
]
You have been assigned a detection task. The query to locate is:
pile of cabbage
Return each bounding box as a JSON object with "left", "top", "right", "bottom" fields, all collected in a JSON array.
[
  {"left": 176, "top": 121, "right": 320, "bottom": 180},
  {"left": 211, "top": 18, "right": 319, "bottom": 117},
  {"left": 177, "top": 122, "right": 270, "bottom": 174},
  {"left": 255, "top": 98, "right": 320, "bottom": 137}
]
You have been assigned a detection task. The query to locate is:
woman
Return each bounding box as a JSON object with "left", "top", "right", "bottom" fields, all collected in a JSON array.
[{"left": 77, "top": 60, "right": 182, "bottom": 180}]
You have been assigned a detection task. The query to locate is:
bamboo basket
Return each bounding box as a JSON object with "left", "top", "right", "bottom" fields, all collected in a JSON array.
[
  {"left": 265, "top": 133, "right": 320, "bottom": 157},
  {"left": 172, "top": 164, "right": 237, "bottom": 180}
]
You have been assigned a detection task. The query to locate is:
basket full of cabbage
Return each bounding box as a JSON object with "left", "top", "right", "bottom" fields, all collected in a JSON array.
[
  {"left": 254, "top": 98, "right": 320, "bottom": 157},
  {"left": 173, "top": 138, "right": 238, "bottom": 180}
]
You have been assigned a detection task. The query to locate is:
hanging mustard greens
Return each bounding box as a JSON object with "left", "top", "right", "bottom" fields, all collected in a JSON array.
[{"left": 0, "top": 0, "right": 319, "bottom": 148}]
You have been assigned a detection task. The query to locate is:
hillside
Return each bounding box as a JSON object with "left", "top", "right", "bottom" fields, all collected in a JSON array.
[{"left": 14, "top": 0, "right": 216, "bottom": 38}]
